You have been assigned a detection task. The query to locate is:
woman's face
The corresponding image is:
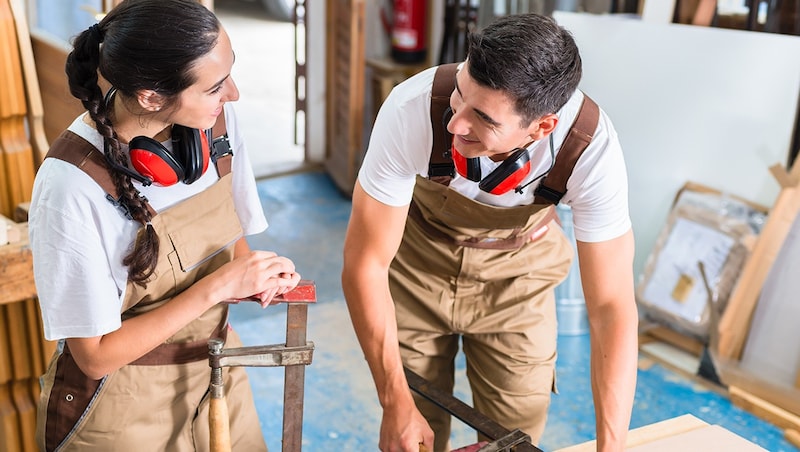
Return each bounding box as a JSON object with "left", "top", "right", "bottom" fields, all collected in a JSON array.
[{"left": 169, "top": 26, "right": 239, "bottom": 131}]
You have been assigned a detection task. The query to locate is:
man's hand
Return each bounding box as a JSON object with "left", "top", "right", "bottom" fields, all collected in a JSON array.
[{"left": 379, "top": 402, "right": 434, "bottom": 452}]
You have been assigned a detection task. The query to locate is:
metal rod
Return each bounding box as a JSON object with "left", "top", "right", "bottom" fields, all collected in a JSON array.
[{"left": 404, "top": 367, "right": 543, "bottom": 452}]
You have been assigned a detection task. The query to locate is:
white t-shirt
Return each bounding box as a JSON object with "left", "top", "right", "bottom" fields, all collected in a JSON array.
[
  {"left": 358, "top": 65, "right": 631, "bottom": 243},
  {"left": 29, "top": 103, "right": 267, "bottom": 340}
]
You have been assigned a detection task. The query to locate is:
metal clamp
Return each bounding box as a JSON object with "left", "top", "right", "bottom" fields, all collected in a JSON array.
[{"left": 208, "top": 339, "right": 315, "bottom": 370}]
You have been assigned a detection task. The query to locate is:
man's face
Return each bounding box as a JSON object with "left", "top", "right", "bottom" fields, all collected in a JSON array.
[{"left": 447, "top": 64, "right": 552, "bottom": 161}]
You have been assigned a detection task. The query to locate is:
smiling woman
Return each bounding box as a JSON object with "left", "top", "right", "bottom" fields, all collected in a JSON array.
[{"left": 28, "top": 1, "right": 301, "bottom": 451}]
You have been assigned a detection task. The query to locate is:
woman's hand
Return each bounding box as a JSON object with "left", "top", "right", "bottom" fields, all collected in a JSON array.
[
  {"left": 211, "top": 250, "right": 298, "bottom": 304},
  {"left": 257, "top": 271, "right": 302, "bottom": 307}
]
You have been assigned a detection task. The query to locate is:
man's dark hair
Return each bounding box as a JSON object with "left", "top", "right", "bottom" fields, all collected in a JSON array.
[{"left": 467, "top": 13, "right": 582, "bottom": 125}]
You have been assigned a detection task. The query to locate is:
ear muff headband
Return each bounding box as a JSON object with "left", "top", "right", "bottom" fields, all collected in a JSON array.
[{"left": 170, "top": 125, "right": 210, "bottom": 184}]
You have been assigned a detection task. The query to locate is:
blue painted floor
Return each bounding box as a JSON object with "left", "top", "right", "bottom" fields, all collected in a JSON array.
[{"left": 231, "top": 170, "right": 797, "bottom": 451}]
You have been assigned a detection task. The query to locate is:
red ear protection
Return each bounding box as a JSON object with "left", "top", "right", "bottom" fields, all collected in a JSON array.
[
  {"left": 103, "top": 87, "right": 210, "bottom": 187},
  {"left": 451, "top": 142, "right": 531, "bottom": 195},
  {"left": 452, "top": 145, "right": 482, "bottom": 182},
  {"left": 129, "top": 125, "right": 211, "bottom": 187}
]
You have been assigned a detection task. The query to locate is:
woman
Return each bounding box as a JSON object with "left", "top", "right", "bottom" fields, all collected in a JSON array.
[{"left": 28, "top": 1, "right": 299, "bottom": 450}]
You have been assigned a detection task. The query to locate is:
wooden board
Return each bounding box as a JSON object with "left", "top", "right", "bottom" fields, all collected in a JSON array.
[
  {"left": 554, "top": 414, "right": 707, "bottom": 452},
  {"left": 0, "top": 0, "right": 36, "bottom": 219},
  {"left": 0, "top": 222, "right": 35, "bottom": 306},
  {"left": 718, "top": 162, "right": 800, "bottom": 361},
  {"left": 627, "top": 424, "right": 766, "bottom": 451},
  {"left": 9, "top": 0, "right": 48, "bottom": 167},
  {"left": 728, "top": 385, "right": 800, "bottom": 432}
]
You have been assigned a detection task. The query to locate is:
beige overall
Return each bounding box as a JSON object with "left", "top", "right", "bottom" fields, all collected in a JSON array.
[
  {"left": 391, "top": 176, "right": 573, "bottom": 451},
  {"left": 35, "top": 132, "right": 267, "bottom": 451},
  {"left": 394, "top": 62, "right": 599, "bottom": 451}
]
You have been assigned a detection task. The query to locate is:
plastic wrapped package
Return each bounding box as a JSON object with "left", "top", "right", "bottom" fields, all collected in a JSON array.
[{"left": 635, "top": 182, "right": 767, "bottom": 342}]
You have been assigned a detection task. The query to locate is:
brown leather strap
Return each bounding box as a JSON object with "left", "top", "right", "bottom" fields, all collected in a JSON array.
[
  {"left": 47, "top": 130, "right": 121, "bottom": 198},
  {"left": 44, "top": 111, "right": 233, "bottom": 195},
  {"left": 532, "top": 95, "right": 599, "bottom": 205},
  {"left": 428, "top": 63, "right": 459, "bottom": 184},
  {"left": 129, "top": 311, "right": 229, "bottom": 366},
  {"left": 210, "top": 109, "right": 233, "bottom": 177}
]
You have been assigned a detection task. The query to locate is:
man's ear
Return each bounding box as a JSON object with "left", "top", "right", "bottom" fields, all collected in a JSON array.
[
  {"left": 137, "top": 90, "right": 165, "bottom": 112},
  {"left": 528, "top": 113, "right": 558, "bottom": 141}
]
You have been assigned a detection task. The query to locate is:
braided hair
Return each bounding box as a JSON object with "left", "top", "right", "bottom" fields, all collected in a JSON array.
[{"left": 65, "top": 0, "right": 220, "bottom": 286}]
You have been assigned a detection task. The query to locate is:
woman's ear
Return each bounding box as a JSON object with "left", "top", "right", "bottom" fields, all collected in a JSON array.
[
  {"left": 528, "top": 113, "right": 558, "bottom": 141},
  {"left": 137, "top": 90, "right": 165, "bottom": 112}
]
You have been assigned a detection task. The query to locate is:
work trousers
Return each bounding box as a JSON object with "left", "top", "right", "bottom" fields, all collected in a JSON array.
[{"left": 390, "top": 177, "right": 573, "bottom": 452}]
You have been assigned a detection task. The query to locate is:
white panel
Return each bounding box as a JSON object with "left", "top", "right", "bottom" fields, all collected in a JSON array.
[
  {"left": 740, "top": 213, "right": 800, "bottom": 385},
  {"left": 552, "top": 11, "right": 800, "bottom": 275}
]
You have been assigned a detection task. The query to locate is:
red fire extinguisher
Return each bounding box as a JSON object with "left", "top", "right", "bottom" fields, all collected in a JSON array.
[{"left": 391, "top": 0, "right": 427, "bottom": 64}]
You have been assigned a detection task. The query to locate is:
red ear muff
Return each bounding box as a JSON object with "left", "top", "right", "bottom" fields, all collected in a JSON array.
[
  {"left": 451, "top": 143, "right": 482, "bottom": 181},
  {"left": 478, "top": 148, "right": 531, "bottom": 195},
  {"left": 171, "top": 125, "right": 210, "bottom": 184},
  {"left": 127, "top": 126, "right": 211, "bottom": 187},
  {"left": 129, "top": 136, "right": 184, "bottom": 187},
  {"left": 451, "top": 139, "right": 532, "bottom": 195}
]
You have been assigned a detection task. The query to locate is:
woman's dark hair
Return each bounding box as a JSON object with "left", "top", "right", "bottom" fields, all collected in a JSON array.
[
  {"left": 467, "top": 13, "right": 582, "bottom": 126},
  {"left": 65, "top": 0, "right": 220, "bottom": 286}
]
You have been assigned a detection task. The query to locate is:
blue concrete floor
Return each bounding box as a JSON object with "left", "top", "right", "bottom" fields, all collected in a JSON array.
[{"left": 232, "top": 170, "right": 797, "bottom": 451}]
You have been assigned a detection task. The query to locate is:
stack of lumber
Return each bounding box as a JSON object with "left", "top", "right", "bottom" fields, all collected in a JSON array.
[{"left": 1, "top": 1, "right": 53, "bottom": 451}]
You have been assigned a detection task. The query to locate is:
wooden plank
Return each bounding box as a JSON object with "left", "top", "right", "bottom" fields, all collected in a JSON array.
[
  {"left": 785, "top": 428, "right": 800, "bottom": 448},
  {"left": 626, "top": 424, "right": 766, "bottom": 451},
  {"left": 0, "top": 383, "right": 22, "bottom": 452},
  {"left": 9, "top": 0, "right": 48, "bottom": 167},
  {"left": 0, "top": 0, "right": 36, "bottom": 219},
  {"left": 641, "top": 325, "right": 704, "bottom": 357},
  {"left": 554, "top": 414, "right": 708, "bottom": 452},
  {"left": 728, "top": 385, "right": 800, "bottom": 432},
  {"left": 10, "top": 380, "right": 35, "bottom": 451},
  {"left": 29, "top": 32, "right": 81, "bottom": 145},
  {"left": 0, "top": 240, "right": 35, "bottom": 306},
  {"left": 0, "top": 303, "right": 21, "bottom": 452},
  {"left": 717, "top": 161, "right": 800, "bottom": 360}
]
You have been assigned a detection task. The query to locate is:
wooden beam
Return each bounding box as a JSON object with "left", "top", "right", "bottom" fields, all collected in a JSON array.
[
  {"left": 729, "top": 385, "right": 800, "bottom": 432},
  {"left": 717, "top": 160, "right": 800, "bottom": 360}
]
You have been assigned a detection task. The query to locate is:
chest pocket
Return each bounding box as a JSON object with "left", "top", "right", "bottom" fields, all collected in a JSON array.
[{"left": 158, "top": 174, "right": 243, "bottom": 300}]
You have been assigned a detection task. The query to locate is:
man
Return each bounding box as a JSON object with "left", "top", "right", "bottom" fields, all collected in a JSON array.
[{"left": 342, "top": 13, "right": 638, "bottom": 452}]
